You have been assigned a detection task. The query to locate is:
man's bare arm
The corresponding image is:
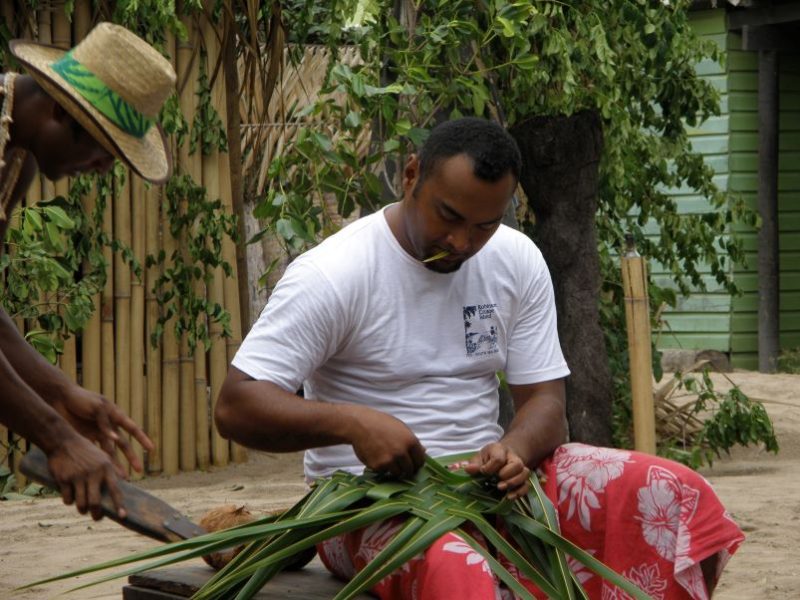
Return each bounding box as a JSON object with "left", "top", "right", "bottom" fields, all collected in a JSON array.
[
  {"left": 0, "top": 344, "right": 127, "bottom": 518},
  {"left": 215, "top": 367, "right": 426, "bottom": 478},
  {"left": 0, "top": 308, "right": 153, "bottom": 468},
  {"left": 502, "top": 378, "right": 568, "bottom": 468},
  {"left": 0, "top": 308, "right": 76, "bottom": 404}
]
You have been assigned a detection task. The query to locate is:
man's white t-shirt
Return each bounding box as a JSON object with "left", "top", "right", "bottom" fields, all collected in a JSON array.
[{"left": 233, "top": 206, "right": 570, "bottom": 480}]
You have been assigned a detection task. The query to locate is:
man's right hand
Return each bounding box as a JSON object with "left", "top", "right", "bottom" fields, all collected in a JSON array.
[
  {"left": 46, "top": 432, "right": 124, "bottom": 521},
  {"left": 346, "top": 405, "right": 426, "bottom": 479}
]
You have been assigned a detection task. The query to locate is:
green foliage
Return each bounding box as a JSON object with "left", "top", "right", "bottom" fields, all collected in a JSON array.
[
  {"left": 0, "top": 172, "right": 121, "bottom": 363},
  {"left": 777, "top": 347, "right": 800, "bottom": 374},
  {"left": 191, "top": 49, "right": 229, "bottom": 156},
  {"left": 248, "top": 0, "right": 774, "bottom": 466},
  {"left": 149, "top": 174, "right": 236, "bottom": 351},
  {"left": 261, "top": 0, "right": 751, "bottom": 293},
  {"left": 0, "top": 464, "right": 54, "bottom": 500},
  {"left": 0, "top": 3, "right": 237, "bottom": 359},
  {"left": 657, "top": 371, "right": 779, "bottom": 469}
]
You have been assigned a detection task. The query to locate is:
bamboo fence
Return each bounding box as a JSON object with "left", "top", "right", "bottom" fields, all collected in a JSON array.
[
  {"left": 0, "top": 4, "right": 368, "bottom": 484},
  {"left": 1, "top": 3, "right": 248, "bottom": 481}
]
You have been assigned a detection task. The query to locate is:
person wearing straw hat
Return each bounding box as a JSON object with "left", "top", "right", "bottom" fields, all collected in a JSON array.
[{"left": 0, "top": 23, "right": 175, "bottom": 520}]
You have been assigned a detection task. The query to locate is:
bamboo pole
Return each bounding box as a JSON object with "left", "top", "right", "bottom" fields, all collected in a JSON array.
[
  {"left": 621, "top": 235, "right": 656, "bottom": 455},
  {"left": 114, "top": 171, "right": 132, "bottom": 473},
  {"left": 176, "top": 16, "right": 198, "bottom": 472},
  {"left": 145, "top": 182, "right": 163, "bottom": 473},
  {"left": 221, "top": 7, "right": 250, "bottom": 332},
  {"left": 9, "top": 166, "right": 25, "bottom": 338},
  {"left": 52, "top": 4, "right": 70, "bottom": 49},
  {"left": 37, "top": 8, "right": 52, "bottom": 42},
  {"left": 190, "top": 23, "right": 210, "bottom": 470},
  {"left": 73, "top": 3, "right": 101, "bottom": 394},
  {"left": 1, "top": 3, "right": 13, "bottom": 36},
  {"left": 202, "top": 8, "right": 230, "bottom": 467},
  {"left": 194, "top": 323, "right": 210, "bottom": 469},
  {"left": 214, "top": 10, "right": 246, "bottom": 464},
  {"left": 130, "top": 177, "right": 146, "bottom": 478},
  {"left": 100, "top": 180, "right": 116, "bottom": 405},
  {"left": 73, "top": 0, "right": 93, "bottom": 40},
  {"left": 0, "top": 426, "right": 7, "bottom": 474},
  {"left": 161, "top": 32, "right": 181, "bottom": 476},
  {"left": 53, "top": 0, "right": 71, "bottom": 378}
]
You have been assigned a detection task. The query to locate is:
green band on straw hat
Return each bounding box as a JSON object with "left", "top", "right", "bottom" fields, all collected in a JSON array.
[{"left": 51, "top": 51, "right": 155, "bottom": 139}]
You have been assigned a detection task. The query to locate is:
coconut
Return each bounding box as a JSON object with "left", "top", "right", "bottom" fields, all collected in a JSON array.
[{"left": 199, "top": 504, "right": 255, "bottom": 570}]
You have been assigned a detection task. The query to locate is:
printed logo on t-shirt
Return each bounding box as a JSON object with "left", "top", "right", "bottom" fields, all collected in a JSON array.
[{"left": 463, "top": 304, "right": 499, "bottom": 356}]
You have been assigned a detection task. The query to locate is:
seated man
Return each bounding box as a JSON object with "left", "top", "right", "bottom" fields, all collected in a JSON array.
[
  {"left": 216, "top": 117, "right": 743, "bottom": 599},
  {"left": 0, "top": 22, "right": 175, "bottom": 519}
]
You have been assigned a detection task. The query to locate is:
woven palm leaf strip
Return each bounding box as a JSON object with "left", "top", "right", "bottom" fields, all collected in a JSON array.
[{"left": 22, "top": 454, "right": 652, "bottom": 600}]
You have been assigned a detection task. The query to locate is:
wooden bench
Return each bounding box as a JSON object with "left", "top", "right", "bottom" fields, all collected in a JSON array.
[{"left": 122, "top": 558, "right": 373, "bottom": 599}]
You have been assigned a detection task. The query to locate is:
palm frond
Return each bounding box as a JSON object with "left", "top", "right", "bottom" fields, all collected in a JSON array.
[{"left": 23, "top": 455, "right": 653, "bottom": 599}]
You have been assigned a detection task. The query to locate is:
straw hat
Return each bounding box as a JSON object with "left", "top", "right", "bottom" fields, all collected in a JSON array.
[{"left": 9, "top": 22, "right": 176, "bottom": 183}]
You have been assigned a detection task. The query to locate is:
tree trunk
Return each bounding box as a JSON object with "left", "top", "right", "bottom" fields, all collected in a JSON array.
[{"left": 509, "top": 110, "right": 613, "bottom": 446}]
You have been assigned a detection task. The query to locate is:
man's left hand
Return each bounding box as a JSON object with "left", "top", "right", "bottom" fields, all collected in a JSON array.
[
  {"left": 464, "top": 442, "right": 531, "bottom": 500},
  {"left": 51, "top": 385, "right": 154, "bottom": 474}
]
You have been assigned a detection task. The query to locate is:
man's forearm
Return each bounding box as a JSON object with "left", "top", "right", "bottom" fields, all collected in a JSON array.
[
  {"left": 0, "top": 345, "right": 77, "bottom": 454},
  {"left": 0, "top": 308, "right": 72, "bottom": 403},
  {"left": 216, "top": 376, "right": 364, "bottom": 452},
  {"left": 503, "top": 380, "right": 568, "bottom": 469}
]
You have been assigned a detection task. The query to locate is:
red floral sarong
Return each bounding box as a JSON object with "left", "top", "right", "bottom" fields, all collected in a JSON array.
[{"left": 317, "top": 443, "right": 744, "bottom": 599}]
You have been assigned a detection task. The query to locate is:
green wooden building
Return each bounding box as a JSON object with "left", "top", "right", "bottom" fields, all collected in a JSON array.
[{"left": 657, "top": 2, "right": 800, "bottom": 370}]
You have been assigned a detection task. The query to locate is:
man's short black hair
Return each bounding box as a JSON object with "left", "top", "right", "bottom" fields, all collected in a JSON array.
[{"left": 416, "top": 117, "right": 522, "bottom": 185}]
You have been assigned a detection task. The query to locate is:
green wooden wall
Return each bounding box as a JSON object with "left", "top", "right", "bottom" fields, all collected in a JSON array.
[
  {"left": 656, "top": 9, "right": 733, "bottom": 355},
  {"left": 656, "top": 9, "right": 800, "bottom": 369}
]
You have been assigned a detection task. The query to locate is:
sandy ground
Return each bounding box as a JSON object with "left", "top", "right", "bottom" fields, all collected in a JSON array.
[{"left": 0, "top": 370, "right": 798, "bottom": 600}]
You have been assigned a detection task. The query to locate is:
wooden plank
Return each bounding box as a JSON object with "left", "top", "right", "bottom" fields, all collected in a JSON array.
[
  {"left": 663, "top": 174, "right": 729, "bottom": 197},
  {"left": 730, "top": 112, "right": 758, "bottom": 132},
  {"left": 690, "top": 9, "right": 727, "bottom": 37},
  {"left": 730, "top": 132, "right": 758, "bottom": 152},
  {"left": 705, "top": 74, "right": 729, "bottom": 94},
  {"left": 657, "top": 333, "right": 730, "bottom": 352},
  {"left": 658, "top": 313, "right": 730, "bottom": 333},
  {"left": 780, "top": 331, "right": 800, "bottom": 347},
  {"left": 124, "top": 560, "right": 372, "bottom": 599},
  {"left": 652, "top": 274, "right": 728, "bottom": 293},
  {"left": 729, "top": 72, "right": 758, "bottom": 92},
  {"left": 727, "top": 50, "right": 758, "bottom": 72},
  {"left": 689, "top": 134, "right": 729, "bottom": 154},
  {"left": 739, "top": 235, "right": 800, "bottom": 253},
  {"left": 729, "top": 151, "right": 757, "bottom": 173},
  {"left": 731, "top": 352, "right": 758, "bottom": 370},
  {"left": 729, "top": 91, "right": 757, "bottom": 112},
  {"left": 733, "top": 291, "right": 800, "bottom": 312},
  {"left": 734, "top": 273, "right": 800, "bottom": 292},
  {"left": 779, "top": 152, "right": 800, "bottom": 170},
  {"left": 780, "top": 112, "right": 800, "bottom": 131},
  {"left": 671, "top": 294, "right": 731, "bottom": 312},
  {"left": 731, "top": 332, "right": 758, "bottom": 352},
  {"left": 694, "top": 58, "right": 725, "bottom": 77},
  {"left": 687, "top": 115, "right": 728, "bottom": 135},
  {"left": 693, "top": 153, "right": 728, "bottom": 175}
]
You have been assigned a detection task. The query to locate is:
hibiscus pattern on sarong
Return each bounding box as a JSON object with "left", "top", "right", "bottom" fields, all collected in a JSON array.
[
  {"left": 442, "top": 537, "right": 492, "bottom": 575},
  {"left": 601, "top": 563, "right": 668, "bottom": 600},
  {"left": 554, "top": 444, "right": 633, "bottom": 530},
  {"left": 636, "top": 465, "right": 699, "bottom": 564}
]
